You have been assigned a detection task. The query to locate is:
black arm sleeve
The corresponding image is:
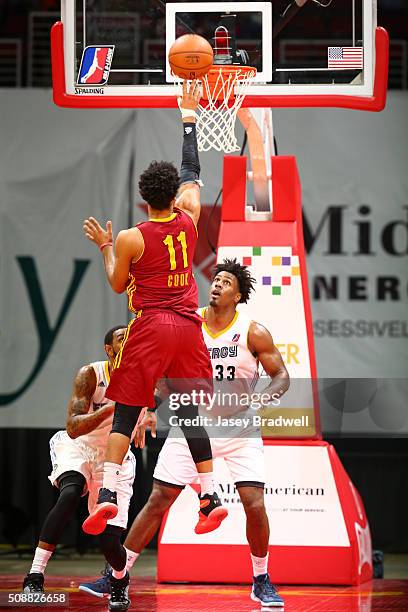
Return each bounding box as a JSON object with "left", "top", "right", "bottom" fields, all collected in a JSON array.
[{"left": 179, "top": 122, "right": 200, "bottom": 185}]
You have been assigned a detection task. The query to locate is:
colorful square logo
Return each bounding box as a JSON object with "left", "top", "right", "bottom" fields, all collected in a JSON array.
[{"left": 77, "top": 46, "right": 115, "bottom": 85}]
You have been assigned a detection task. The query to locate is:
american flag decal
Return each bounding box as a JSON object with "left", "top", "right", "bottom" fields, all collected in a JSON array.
[
  {"left": 328, "top": 46, "right": 363, "bottom": 70},
  {"left": 232, "top": 333, "right": 240, "bottom": 342}
]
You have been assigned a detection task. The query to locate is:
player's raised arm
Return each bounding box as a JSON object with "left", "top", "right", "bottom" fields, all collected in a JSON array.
[
  {"left": 66, "top": 365, "right": 114, "bottom": 439},
  {"left": 83, "top": 218, "right": 144, "bottom": 293},
  {"left": 248, "top": 321, "right": 290, "bottom": 400},
  {"left": 176, "top": 80, "right": 202, "bottom": 227}
]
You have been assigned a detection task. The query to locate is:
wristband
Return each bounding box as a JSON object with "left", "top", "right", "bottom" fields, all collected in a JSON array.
[
  {"left": 147, "top": 394, "right": 163, "bottom": 412},
  {"left": 99, "top": 241, "right": 113, "bottom": 251},
  {"left": 179, "top": 107, "right": 197, "bottom": 120}
]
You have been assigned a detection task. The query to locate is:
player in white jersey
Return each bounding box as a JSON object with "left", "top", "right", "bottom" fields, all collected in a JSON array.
[
  {"left": 22, "top": 326, "right": 137, "bottom": 606},
  {"left": 81, "top": 259, "right": 289, "bottom": 608}
]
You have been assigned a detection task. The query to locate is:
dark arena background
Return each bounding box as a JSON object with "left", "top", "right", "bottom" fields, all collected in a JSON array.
[{"left": 1, "top": 1, "right": 408, "bottom": 610}]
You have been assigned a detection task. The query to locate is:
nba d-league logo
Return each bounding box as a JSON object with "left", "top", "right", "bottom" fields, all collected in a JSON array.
[{"left": 77, "top": 46, "right": 115, "bottom": 86}]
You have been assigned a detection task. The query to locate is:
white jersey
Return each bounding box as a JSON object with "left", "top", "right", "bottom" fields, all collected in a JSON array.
[
  {"left": 192, "top": 307, "right": 261, "bottom": 434},
  {"left": 200, "top": 307, "right": 259, "bottom": 424},
  {"left": 49, "top": 358, "right": 135, "bottom": 528},
  {"left": 79, "top": 360, "right": 114, "bottom": 450},
  {"left": 200, "top": 307, "right": 259, "bottom": 388}
]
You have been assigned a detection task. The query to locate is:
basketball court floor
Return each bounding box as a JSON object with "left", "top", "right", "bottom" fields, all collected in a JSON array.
[{"left": 1, "top": 552, "right": 407, "bottom": 610}]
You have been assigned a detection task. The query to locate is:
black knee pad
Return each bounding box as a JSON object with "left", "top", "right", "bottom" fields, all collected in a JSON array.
[
  {"left": 99, "top": 524, "right": 126, "bottom": 571},
  {"left": 111, "top": 403, "right": 143, "bottom": 438},
  {"left": 58, "top": 470, "right": 86, "bottom": 492},
  {"left": 177, "top": 403, "right": 212, "bottom": 464},
  {"left": 183, "top": 435, "right": 212, "bottom": 464},
  {"left": 39, "top": 471, "right": 85, "bottom": 545},
  {"left": 176, "top": 402, "right": 199, "bottom": 421}
]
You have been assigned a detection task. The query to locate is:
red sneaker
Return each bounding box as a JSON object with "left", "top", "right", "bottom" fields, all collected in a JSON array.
[
  {"left": 194, "top": 492, "right": 228, "bottom": 534},
  {"left": 82, "top": 488, "right": 118, "bottom": 535}
]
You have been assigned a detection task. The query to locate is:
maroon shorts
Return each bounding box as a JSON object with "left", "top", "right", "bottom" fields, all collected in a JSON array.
[{"left": 106, "top": 310, "right": 212, "bottom": 407}]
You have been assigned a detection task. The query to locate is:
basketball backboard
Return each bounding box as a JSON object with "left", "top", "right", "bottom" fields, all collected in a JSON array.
[{"left": 52, "top": 0, "right": 388, "bottom": 110}]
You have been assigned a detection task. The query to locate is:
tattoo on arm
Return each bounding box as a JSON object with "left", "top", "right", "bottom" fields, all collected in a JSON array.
[{"left": 66, "top": 366, "right": 112, "bottom": 438}]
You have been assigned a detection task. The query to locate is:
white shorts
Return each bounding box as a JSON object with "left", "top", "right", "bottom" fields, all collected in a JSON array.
[
  {"left": 49, "top": 430, "right": 136, "bottom": 529},
  {"left": 153, "top": 435, "right": 265, "bottom": 489}
]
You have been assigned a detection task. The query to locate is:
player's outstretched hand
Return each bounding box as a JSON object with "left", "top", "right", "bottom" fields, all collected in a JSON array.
[
  {"left": 83, "top": 217, "right": 113, "bottom": 248},
  {"left": 179, "top": 79, "right": 202, "bottom": 112},
  {"left": 134, "top": 410, "right": 157, "bottom": 449}
]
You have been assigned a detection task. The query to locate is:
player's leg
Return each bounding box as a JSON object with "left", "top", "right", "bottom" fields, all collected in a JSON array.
[
  {"left": 237, "top": 486, "right": 283, "bottom": 607},
  {"left": 126, "top": 482, "right": 181, "bottom": 551},
  {"left": 172, "top": 400, "right": 227, "bottom": 534},
  {"left": 237, "top": 485, "right": 269, "bottom": 564},
  {"left": 82, "top": 317, "right": 164, "bottom": 535},
  {"left": 124, "top": 436, "right": 193, "bottom": 564},
  {"left": 168, "top": 318, "right": 228, "bottom": 531},
  {"left": 163, "top": 316, "right": 216, "bottom": 482},
  {"left": 22, "top": 471, "right": 85, "bottom": 593},
  {"left": 104, "top": 313, "right": 225, "bottom": 534},
  {"left": 167, "top": 318, "right": 215, "bottom": 480},
  {"left": 23, "top": 431, "right": 89, "bottom": 592},
  {"left": 79, "top": 483, "right": 181, "bottom": 599},
  {"left": 224, "top": 438, "right": 284, "bottom": 607},
  {"left": 82, "top": 403, "right": 144, "bottom": 535},
  {"left": 98, "top": 525, "right": 130, "bottom": 612},
  {"left": 79, "top": 438, "right": 187, "bottom": 599},
  {"left": 83, "top": 451, "right": 137, "bottom": 610}
]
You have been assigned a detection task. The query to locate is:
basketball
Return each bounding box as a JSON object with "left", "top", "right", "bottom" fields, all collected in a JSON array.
[{"left": 168, "top": 34, "right": 213, "bottom": 79}]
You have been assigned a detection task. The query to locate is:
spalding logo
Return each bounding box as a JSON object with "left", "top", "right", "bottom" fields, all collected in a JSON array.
[{"left": 185, "top": 55, "right": 200, "bottom": 65}]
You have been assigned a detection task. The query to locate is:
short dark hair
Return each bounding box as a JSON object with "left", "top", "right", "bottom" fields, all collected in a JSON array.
[
  {"left": 104, "top": 325, "right": 126, "bottom": 346},
  {"left": 213, "top": 258, "right": 256, "bottom": 304},
  {"left": 138, "top": 161, "right": 180, "bottom": 211}
]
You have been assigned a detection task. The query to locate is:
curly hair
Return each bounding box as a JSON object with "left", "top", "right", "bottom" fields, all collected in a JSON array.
[
  {"left": 104, "top": 325, "right": 126, "bottom": 346},
  {"left": 213, "top": 258, "right": 256, "bottom": 303},
  {"left": 138, "top": 161, "right": 180, "bottom": 211}
]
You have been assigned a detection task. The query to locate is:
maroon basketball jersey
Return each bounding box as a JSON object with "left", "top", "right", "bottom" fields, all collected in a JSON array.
[{"left": 127, "top": 207, "right": 200, "bottom": 321}]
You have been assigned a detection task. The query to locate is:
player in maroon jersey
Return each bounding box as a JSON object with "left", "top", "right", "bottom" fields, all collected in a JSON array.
[{"left": 82, "top": 82, "right": 226, "bottom": 605}]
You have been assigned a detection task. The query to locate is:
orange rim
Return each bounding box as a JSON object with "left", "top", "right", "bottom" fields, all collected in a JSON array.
[{"left": 201, "top": 64, "right": 256, "bottom": 102}]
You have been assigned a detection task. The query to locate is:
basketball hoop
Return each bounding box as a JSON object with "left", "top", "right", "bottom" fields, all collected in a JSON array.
[{"left": 196, "top": 65, "right": 256, "bottom": 153}]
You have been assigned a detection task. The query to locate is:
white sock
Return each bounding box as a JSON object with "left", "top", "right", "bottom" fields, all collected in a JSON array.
[
  {"left": 102, "top": 462, "right": 121, "bottom": 491},
  {"left": 30, "top": 547, "right": 53, "bottom": 574},
  {"left": 112, "top": 567, "right": 127, "bottom": 580},
  {"left": 125, "top": 547, "right": 140, "bottom": 571},
  {"left": 251, "top": 552, "right": 269, "bottom": 577},
  {"left": 198, "top": 472, "right": 214, "bottom": 496}
]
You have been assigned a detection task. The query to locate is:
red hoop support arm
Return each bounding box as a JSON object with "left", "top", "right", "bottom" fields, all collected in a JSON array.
[{"left": 51, "top": 22, "right": 388, "bottom": 111}]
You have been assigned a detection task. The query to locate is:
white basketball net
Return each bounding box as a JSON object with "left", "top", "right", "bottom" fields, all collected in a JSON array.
[{"left": 197, "top": 66, "right": 256, "bottom": 153}]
